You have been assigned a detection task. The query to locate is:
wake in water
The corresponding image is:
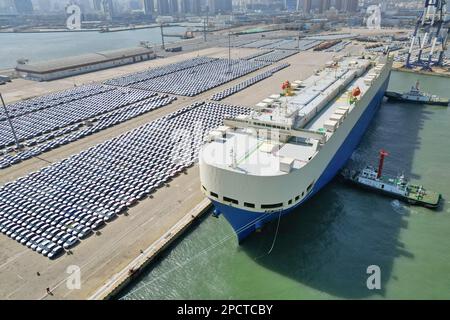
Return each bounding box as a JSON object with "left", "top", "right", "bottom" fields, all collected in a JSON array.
[
  {"left": 390, "top": 200, "right": 410, "bottom": 215},
  {"left": 349, "top": 151, "right": 366, "bottom": 164},
  {"left": 346, "top": 149, "right": 378, "bottom": 172}
]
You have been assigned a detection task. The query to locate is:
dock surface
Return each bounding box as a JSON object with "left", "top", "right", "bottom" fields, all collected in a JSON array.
[{"left": 0, "top": 37, "right": 356, "bottom": 299}]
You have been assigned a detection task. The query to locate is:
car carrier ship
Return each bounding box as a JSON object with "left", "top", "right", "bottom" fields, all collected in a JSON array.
[{"left": 199, "top": 54, "right": 393, "bottom": 242}]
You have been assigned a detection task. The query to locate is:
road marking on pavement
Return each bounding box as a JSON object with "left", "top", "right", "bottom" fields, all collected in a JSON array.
[{"left": 0, "top": 249, "right": 29, "bottom": 271}]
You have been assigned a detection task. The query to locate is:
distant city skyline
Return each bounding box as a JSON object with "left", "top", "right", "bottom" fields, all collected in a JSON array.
[
  {"left": 0, "top": 0, "right": 233, "bottom": 14},
  {"left": 0, "top": 0, "right": 427, "bottom": 15}
]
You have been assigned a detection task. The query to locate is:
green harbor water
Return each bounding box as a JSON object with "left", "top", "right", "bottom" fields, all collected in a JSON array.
[
  {"left": 0, "top": 27, "right": 186, "bottom": 69},
  {"left": 118, "top": 71, "right": 450, "bottom": 300}
]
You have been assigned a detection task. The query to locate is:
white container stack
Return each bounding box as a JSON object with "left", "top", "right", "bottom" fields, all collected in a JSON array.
[
  {"left": 334, "top": 108, "right": 348, "bottom": 117},
  {"left": 255, "top": 102, "right": 268, "bottom": 109},
  {"left": 324, "top": 120, "right": 338, "bottom": 132},
  {"left": 330, "top": 113, "right": 345, "bottom": 124},
  {"left": 269, "top": 94, "right": 281, "bottom": 100},
  {"left": 279, "top": 157, "right": 295, "bottom": 173}
]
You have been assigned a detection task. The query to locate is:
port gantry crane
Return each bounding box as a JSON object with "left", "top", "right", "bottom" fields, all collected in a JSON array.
[{"left": 405, "top": 0, "right": 450, "bottom": 70}]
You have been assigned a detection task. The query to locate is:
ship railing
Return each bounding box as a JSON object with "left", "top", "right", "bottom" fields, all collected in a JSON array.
[{"left": 223, "top": 118, "right": 327, "bottom": 144}]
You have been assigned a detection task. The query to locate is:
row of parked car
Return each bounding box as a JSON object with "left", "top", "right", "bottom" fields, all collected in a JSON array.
[
  {"left": 240, "top": 39, "right": 286, "bottom": 49},
  {"left": 254, "top": 50, "right": 299, "bottom": 63},
  {"left": 0, "top": 102, "right": 251, "bottom": 259},
  {"left": 210, "top": 63, "right": 290, "bottom": 101},
  {"left": 0, "top": 95, "right": 176, "bottom": 170},
  {"left": 0, "top": 86, "right": 157, "bottom": 149},
  {"left": 0, "top": 197, "right": 94, "bottom": 259},
  {"left": 241, "top": 50, "right": 274, "bottom": 61},
  {"left": 0, "top": 84, "right": 112, "bottom": 121},
  {"left": 105, "top": 57, "right": 215, "bottom": 87},
  {"left": 261, "top": 39, "right": 322, "bottom": 51},
  {"left": 131, "top": 58, "right": 270, "bottom": 97}
]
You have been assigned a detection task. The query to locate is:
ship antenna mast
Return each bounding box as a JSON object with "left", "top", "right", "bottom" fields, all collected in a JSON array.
[{"left": 377, "top": 149, "right": 389, "bottom": 179}]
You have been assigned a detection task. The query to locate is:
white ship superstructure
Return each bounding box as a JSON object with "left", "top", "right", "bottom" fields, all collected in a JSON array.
[
  {"left": 385, "top": 81, "right": 449, "bottom": 106},
  {"left": 356, "top": 167, "right": 408, "bottom": 197},
  {"left": 199, "top": 54, "right": 393, "bottom": 242}
]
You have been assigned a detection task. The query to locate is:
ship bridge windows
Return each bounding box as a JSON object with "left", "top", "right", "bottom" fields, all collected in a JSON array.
[
  {"left": 261, "top": 203, "right": 283, "bottom": 209},
  {"left": 210, "top": 191, "right": 218, "bottom": 198},
  {"left": 244, "top": 202, "right": 255, "bottom": 208},
  {"left": 295, "top": 191, "right": 306, "bottom": 203},
  {"left": 307, "top": 181, "right": 315, "bottom": 192},
  {"left": 223, "top": 196, "right": 239, "bottom": 205}
]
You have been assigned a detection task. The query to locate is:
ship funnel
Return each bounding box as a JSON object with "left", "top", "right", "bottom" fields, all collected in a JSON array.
[{"left": 377, "top": 149, "right": 389, "bottom": 178}]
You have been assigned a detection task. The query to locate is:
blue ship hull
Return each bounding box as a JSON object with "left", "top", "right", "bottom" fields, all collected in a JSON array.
[{"left": 212, "top": 75, "right": 391, "bottom": 243}]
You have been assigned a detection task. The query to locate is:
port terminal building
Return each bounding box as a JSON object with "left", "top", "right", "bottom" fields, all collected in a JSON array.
[{"left": 15, "top": 47, "right": 156, "bottom": 81}]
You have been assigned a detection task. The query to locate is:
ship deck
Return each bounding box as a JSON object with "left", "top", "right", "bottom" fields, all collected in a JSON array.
[
  {"left": 407, "top": 187, "right": 441, "bottom": 206},
  {"left": 306, "top": 74, "right": 366, "bottom": 131},
  {"left": 202, "top": 131, "right": 318, "bottom": 176},
  {"left": 203, "top": 57, "right": 378, "bottom": 176}
]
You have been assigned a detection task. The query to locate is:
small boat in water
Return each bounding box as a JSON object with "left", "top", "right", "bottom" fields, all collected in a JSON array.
[
  {"left": 385, "top": 81, "right": 449, "bottom": 106},
  {"left": 342, "top": 150, "right": 441, "bottom": 209}
]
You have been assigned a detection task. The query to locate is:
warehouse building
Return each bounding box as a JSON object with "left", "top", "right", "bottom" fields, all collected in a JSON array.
[{"left": 16, "top": 47, "right": 157, "bottom": 81}]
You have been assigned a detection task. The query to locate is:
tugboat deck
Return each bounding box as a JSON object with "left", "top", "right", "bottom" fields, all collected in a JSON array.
[
  {"left": 406, "top": 186, "right": 441, "bottom": 207},
  {"left": 343, "top": 170, "right": 442, "bottom": 209}
]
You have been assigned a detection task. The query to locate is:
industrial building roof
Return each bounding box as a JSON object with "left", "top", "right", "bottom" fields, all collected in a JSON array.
[{"left": 15, "top": 47, "right": 154, "bottom": 74}]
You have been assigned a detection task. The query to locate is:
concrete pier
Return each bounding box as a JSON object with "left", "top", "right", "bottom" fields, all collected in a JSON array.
[
  {"left": 89, "top": 199, "right": 212, "bottom": 300},
  {"left": 0, "top": 31, "right": 349, "bottom": 299}
]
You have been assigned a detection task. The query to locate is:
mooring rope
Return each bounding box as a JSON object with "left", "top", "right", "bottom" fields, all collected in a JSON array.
[{"left": 255, "top": 210, "right": 282, "bottom": 260}]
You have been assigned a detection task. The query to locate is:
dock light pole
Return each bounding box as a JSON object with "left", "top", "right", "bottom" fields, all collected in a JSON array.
[
  {"left": 160, "top": 23, "right": 165, "bottom": 50},
  {"left": 203, "top": 18, "right": 206, "bottom": 42},
  {"left": 227, "top": 31, "right": 232, "bottom": 74},
  {"left": 203, "top": 6, "right": 209, "bottom": 42},
  {"left": 0, "top": 93, "right": 21, "bottom": 150}
]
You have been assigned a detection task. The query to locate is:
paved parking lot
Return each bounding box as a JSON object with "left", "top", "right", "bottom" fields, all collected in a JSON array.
[
  {"left": 0, "top": 45, "right": 262, "bottom": 104},
  {"left": 0, "top": 165, "right": 204, "bottom": 299},
  {"left": 0, "top": 102, "right": 249, "bottom": 260},
  {"left": 0, "top": 45, "right": 339, "bottom": 299}
]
